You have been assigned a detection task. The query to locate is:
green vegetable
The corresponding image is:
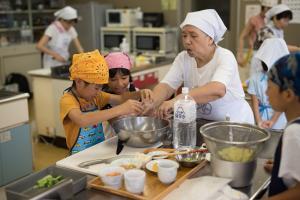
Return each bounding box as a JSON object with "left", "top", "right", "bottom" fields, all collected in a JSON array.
[{"left": 34, "top": 175, "right": 64, "bottom": 189}]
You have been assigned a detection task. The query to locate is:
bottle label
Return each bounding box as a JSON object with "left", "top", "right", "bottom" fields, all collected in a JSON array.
[{"left": 174, "top": 100, "right": 196, "bottom": 123}]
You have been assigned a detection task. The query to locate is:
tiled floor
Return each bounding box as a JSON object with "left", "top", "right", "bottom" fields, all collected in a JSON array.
[{"left": 32, "top": 141, "right": 69, "bottom": 171}]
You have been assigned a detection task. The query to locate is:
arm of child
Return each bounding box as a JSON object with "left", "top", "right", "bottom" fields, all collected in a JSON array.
[
  {"left": 268, "top": 183, "right": 300, "bottom": 200},
  {"left": 261, "top": 112, "right": 282, "bottom": 129},
  {"left": 251, "top": 95, "right": 263, "bottom": 126},
  {"left": 67, "top": 100, "right": 143, "bottom": 127}
]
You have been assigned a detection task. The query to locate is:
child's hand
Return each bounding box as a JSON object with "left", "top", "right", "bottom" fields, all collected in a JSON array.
[
  {"left": 140, "top": 89, "right": 153, "bottom": 103},
  {"left": 120, "top": 99, "right": 143, "bottom": 116},
  {"left": 261, "top": 120, "right": 274, "bottom": 129},
  {"left": 264, "top": 160, "right": 274, "bottom": 174}
]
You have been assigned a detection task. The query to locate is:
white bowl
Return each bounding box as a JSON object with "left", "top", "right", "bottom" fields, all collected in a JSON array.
[{"left": 98, "top": 166, "right": 126, "bottom": 189}]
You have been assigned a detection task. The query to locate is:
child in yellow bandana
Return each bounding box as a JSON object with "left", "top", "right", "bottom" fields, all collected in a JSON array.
[{"left": 60, "top": 50, "right": 152, "bottom": 154}]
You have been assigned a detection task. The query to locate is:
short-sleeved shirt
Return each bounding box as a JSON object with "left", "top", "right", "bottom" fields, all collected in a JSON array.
[
  {"left": 279, "top": 118, "right": 300, "bottom": 188},
  {"left": 247, "top": 72, "right": 287, "bottom": 129},
  {"left": 161, "top": 47, "right": 254, "bottom": 123},
  {"left": 60, "top": 91, "right": 110, "bottom": 149},
  {"left": 43, "top": 21, "right": 78, "bottom": 68}
]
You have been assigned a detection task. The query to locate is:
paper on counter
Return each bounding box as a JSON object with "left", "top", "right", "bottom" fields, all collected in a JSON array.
[{"left": 164, "top": 176, "right": 249, "bottom": 200}]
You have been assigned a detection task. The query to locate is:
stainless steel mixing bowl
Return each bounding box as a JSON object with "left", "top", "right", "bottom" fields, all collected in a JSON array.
[{"left": 111, "top": 116, "right": 170, "bottom": 148}]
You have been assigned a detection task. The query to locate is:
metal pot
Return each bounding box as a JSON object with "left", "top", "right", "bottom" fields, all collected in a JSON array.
[
  {"left": 212, "top": 156, "right": 257, "bottom": 188},
  {"left": 200, "top": 121, "right": 270, "bottom": 188},
  {"left": 111, "top": 116, "right": 170, "bottom": 148}
]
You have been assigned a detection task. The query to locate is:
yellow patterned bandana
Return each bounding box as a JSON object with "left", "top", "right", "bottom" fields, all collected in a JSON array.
[{"left": 69, "top": 50, "right": 109, "bottom": 84}]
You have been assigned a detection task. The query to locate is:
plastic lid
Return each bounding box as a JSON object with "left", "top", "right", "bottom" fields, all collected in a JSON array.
[{"left": 182, "top": 87, "right": 189, "bottom": 94}]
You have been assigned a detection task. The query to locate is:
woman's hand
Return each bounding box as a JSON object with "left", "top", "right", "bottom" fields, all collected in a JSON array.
[
  {"left": 264, "top": 160, "right": 274, "bottom": 174},
  {"left": 119, "top": 100, "right": 143, "bottom": 116},
  {"left": 52, "top": 52, "right": 66, "bottom": 63},
  {"left": 140, "top": 89, "right": 154, "bottom": 103},
  {"left": 157, "top": 100, "right": 174, "bottom": 119}
]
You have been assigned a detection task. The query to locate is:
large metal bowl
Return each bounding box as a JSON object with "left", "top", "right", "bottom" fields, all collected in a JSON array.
[{"left": 111, "top": 116, "right": 170, "bottom": 148}]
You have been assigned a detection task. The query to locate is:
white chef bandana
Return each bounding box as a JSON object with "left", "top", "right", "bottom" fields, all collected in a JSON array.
[
  {"left": 180, "top": 9, "right": 227, "bottom": 44},
  {"left": 260, "top": 0, "right": 278, "bottom": 7},
  {"left": 54, "top": 6, "right": 78, "bottom": 20},
  {"left": 255, "top": 38, "right": 289, "bottom": 71},
  {"left": 265, "top": 4, "right": 291, "bottom": 23}
]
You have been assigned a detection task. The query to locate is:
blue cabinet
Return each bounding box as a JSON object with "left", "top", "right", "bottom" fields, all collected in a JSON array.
[{"left": 0, "top": 124, "right": 33, "bottom": 186}]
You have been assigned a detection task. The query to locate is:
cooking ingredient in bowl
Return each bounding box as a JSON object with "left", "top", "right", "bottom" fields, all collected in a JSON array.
[
  {"left": 121, "top": 163, "right": 136, "bottom": 169},
  {"left": 152, "top": 162, "right": 158, "bottom": 172},
  {"left": 182, "top": 157, "right": 198, "bottom": 162},
  {"left": 106, "top": 172, "right": 122, "bottom": 176},
  {"left": 218, "top": 146, "right": 254, "bottom": 162},
  {"left": 34, "top": 175, "right": 64, "bottom": 189}
]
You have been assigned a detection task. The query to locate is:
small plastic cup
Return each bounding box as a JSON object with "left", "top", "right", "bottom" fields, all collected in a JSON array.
[
  {"left": 98, "top": 166, "right": 125, "bottom": 189},
  {"left": 158, "top": 159, "right": 179, "bottom": 184},
  {"left": 124, "top": 169, "right": 146, "bottom": 194}
]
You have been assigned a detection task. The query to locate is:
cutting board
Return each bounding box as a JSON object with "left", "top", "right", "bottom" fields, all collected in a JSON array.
[
  {"left": 56, "top": 137, "right": 161, "bottom": 175},
  {"left": 89, "top": 160, "right": 207, "bottom": 200}
]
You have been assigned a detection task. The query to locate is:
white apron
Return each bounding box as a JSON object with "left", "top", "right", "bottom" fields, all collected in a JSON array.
[
  {"left": 183, "top": 57, "right": 254, "bottom": 124},
  {"left": 43, "top": 22, "right": 71, "bottom": 68}
]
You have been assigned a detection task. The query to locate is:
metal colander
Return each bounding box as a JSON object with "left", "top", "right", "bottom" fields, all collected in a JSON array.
[{"left": 200, "top": 121, "right": 270, "bottom": 162}]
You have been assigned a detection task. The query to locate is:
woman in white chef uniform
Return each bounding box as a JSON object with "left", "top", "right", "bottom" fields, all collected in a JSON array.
[
  {"left": 36, "top": 6, "right": 84, "bottom": 68},
  {"left": 151, "top": 9, "right": 254, "bottom": 123}
]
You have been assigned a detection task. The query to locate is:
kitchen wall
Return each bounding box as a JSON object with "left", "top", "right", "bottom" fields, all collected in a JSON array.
[
  {"left": 66, "top": 0, "right": 300, "bottom": 53},
  {"left": 237, "top": 0, "right": 300, "bottom": 47}
]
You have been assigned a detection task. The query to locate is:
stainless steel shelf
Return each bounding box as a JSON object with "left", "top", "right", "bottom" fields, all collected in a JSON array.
[
  {"left": 0, "top": 27, "right": 22, "bottom": 32},
  {"left": 0, "top": 10, "right": 29, "bottom": 14}
]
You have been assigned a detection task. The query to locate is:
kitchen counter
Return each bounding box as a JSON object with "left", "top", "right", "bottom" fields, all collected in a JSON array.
[
  {"left": 0, "top": 91, "right": 29, "bottom": 104},
  {"left": 28, "top": 58, "right": 173, "bottom": 80}
]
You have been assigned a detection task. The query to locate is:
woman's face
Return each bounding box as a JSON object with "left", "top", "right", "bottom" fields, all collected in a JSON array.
[
  {"left": 61, "top": 19, "right": 75, "bottom": 30},
  {"left": 181, "top": 25, "right": 214, "bottom": 58},
  {"left": 274, "top": 17, "right": 290, "bottom": 29},
  {"left": 108, "top": 71, "right": 130, "bottom": 95}
]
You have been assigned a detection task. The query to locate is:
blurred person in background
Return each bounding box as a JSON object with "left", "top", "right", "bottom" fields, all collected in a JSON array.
[
  {"left": 36, "top": 6, "right": 84, "bottom": 68},
  {"left": 237, "top": 0, "right": 277, "bottom": 67}
]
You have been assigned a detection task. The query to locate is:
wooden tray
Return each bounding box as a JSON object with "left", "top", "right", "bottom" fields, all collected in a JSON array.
[{"left": 88, "top": 160, "right": 207, "bottom": 200}]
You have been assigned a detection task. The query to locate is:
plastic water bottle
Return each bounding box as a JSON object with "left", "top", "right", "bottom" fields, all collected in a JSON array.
[
  {"left": 173, "top": 87, "right": 197, "bottom": 148},
  {"left": 120, "top": 37, "right": 130, "bottom": 54}
]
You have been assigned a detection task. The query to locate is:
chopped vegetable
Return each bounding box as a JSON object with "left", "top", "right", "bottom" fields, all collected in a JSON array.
[
  {"left": 182, "top": 157, "right": 197, "bottom": 162},
  {"left": 34, "top": 175, "right": 64, "bottom": 189}
]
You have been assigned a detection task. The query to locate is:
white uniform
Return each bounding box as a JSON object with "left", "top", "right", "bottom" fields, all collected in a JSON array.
[
  {"left": 43, "top": 21, "right": 77, "bottom": 68},
  {"left": 279, "top": 118, "right": 300, "bottom": 188},
  {"left": 162, "top": 47, "right": 254, "bottom": 124}
]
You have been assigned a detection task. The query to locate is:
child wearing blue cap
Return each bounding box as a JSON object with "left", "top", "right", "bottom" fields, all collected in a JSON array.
[{"left": 264, "top": 52, "right": 300, "bottom": 199}]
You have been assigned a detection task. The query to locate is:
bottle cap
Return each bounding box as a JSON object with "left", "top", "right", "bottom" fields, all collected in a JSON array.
[{"left": 182, "top": 87, "right": 189, "bottom": 94}]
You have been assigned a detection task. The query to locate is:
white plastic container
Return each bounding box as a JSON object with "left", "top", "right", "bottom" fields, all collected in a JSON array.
[
  {"left": 124, "top": 169, "right": 146, "bottom": 194},
  {"left": 173, "top": 87, "right": 197, "bottom": 148},
  {"left": 98, "top": 166, "right": 125, "bottom": 189}
]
